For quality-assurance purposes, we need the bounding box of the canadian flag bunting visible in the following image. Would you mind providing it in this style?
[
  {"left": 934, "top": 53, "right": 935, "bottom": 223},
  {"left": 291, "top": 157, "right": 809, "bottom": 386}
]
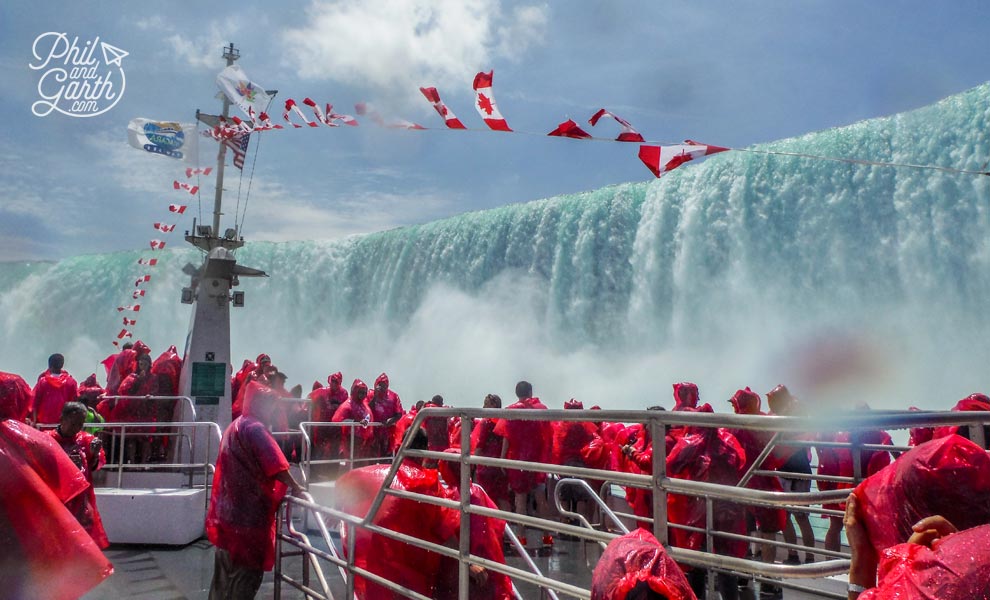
[
  {"left": 637, "top": 141, "right": 730, "bottom": 178},
  {"left": 134, "top": 275, "right": 151, "bottom": 287},
  {"left": 354, "top": 103, "right": 425, "bottom": 130},
  {"left": 419, "top": 87, "right": 466, "bottom": 129},
  {"left": 133, "top": 290, "right": 146, "bottom": 299},
  {"left": 283, "top": 99, "right": 319, "bottom": 128},
  {"left": 173, "top": 181, "right": 199, "bottom": 195},
  {"left": 302, "top": 98, "right": 330, "bottom": 126},
  {"left": 117, "top": 305, "right": 141, "bottom": 312},
  {"left": 122, "top": 317, "right": 137, "bottom": 326},
  {"left": 229, "top": 116, "right": 254, "bottom": 133},
  {"left": 150, "top": 240, "right": 166, "bottom": 250},
  {"left": 251, "top": 110, "right": 283, "bottom": 131},
  {"left": 117, "top": 328, "right": 133, "bottom": 339},
  {"left": 185, "top": 167, "right": 213, "bottom": 178},
  {"left": 137, "top": 258, "right": 158, "bottom": 266},
  {"left": 548, "top": 119, "right": 592, "bottom": 140},
  {"left": 472, "top": 71, "right": 511, "bottom": 132},
  {"left": 589, "top": 109, "right": 645, "bottom": 142},
  {"left": 326, "top": 105, "right": 358, "bottom": 126},
  {"left": 154, "top": 222, "right": 176, "bottom": 233},
  {"left": 168, "top": 204, "right": 187, "bottom": 214},
  {"left": 112, "top": 341, "right": 119, "bottom": 347}
]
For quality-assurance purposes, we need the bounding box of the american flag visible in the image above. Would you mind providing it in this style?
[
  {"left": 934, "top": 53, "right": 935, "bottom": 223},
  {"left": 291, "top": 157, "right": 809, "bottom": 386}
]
[{"left": 224, "top": 132, "right": 250, "bottom": 170}]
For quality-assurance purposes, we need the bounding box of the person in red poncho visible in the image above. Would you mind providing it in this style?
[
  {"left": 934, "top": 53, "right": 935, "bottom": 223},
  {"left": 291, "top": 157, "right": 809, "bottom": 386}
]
[
  {"left": 31, "top": 353, "right": 79, "bottom": 425},
  {"left": 232, "top": 354, "right": 275, "bottom": 419},
  {"left": 105, "top": 339, "right": 150, "bottom": 395},
  {"left": 435, "top": 449, "right": 514, "bottom": 600},
  {"left": 617, "top": 406, "right": 677, "bottom": 529},
  {"left": 367, "top": 372, "right": 404, "bottom": 458},
  {"left": 207, "top": 382, "right": 303, "bottom": 599},
  {"left": 493, "top": 380, "right": 554, "bottom": 547},
  {"left": 422, "top": 394, "right": 451, "bottom": 453},
  {"left": 112, "top": 352, "right": 159, "bottom": 464},
  {"left": 47, "top": 401, "right": 110, "bottom": 549},
  {"left": 0, "top": 371, "right": 114, "bottom": 600},
  {"left": 310, "top": 372, "right": 348, "bottom": 462},
  {"left": 551, "top": 398, "right": 599, "bottom": 521},
  {"left": 672, "top": 382, "right": 699, "bottom": 411},
  {"left": 665, "top": 403, "right": 747, "bottom": 600},
  {"left": 591, "top": 528, "right": 698, "bottom": 600},
  {"left": 332, "top": 379, "right": 376, "bottom": 464},
  {"left": 932, "top": 392, "right": 990, "bottom": 441},
  {"left": 470, "top": 393, "right": 510, "bottom": 510},
  {"left": 844, "top": 494, "right": 990, "bottom": 600},
  {"left": 726, "top": 387, "right": 787, "bottom": 576}
]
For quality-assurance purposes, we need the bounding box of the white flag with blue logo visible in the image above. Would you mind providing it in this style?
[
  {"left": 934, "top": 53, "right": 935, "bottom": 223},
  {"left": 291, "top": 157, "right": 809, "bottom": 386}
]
[{"left": 126, "top": 119, "right": 199, "bottom": 163}]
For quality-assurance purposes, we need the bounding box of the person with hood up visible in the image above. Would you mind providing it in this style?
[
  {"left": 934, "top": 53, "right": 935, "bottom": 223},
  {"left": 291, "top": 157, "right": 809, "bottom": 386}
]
[
  {"left": 672, "top": 382, "right": 700, "bottom": 411},
  {"left": 106, "top": 340, "right": 151, "bottom": 396},
  {"left": 310, "top": 372, "right": 348, "bottom": 460},
  {"left": 0, "top": 371, "right": 114, "bottom": 600},
  {"left": 232, "top": 354, "right": 275, "bottom": 419},
  {"left": 207, "top": 382, "right": 303, "bottom": 600},
  {"left": 113, "top": 352, "right": 159, "bottom": 464},
  {"left": 47, "top": 401, "right": 110, "bottom": 549},
  {"left": 31, "top": 353, "right": 79, "bottom": 426},
  {"left": 726, "top": 387, "right": 787, "bottom": 581},
  {"left": 931, "top": 392, "right": 990, "bottom": 442},
  {"left": 591, "top": 529, "right": 698, "bottom": 600},
  {"left": 422, "top": 394, "right": 451, "bottom": 453},
  {"left": 493, "top": 380, "right": 554, "bottom": 548},
  {"left": 331, "top": 378, "right": 376, "bottom": 463},
  {"left": 368, "top": 372, "right": 404, "bottom": 458}
]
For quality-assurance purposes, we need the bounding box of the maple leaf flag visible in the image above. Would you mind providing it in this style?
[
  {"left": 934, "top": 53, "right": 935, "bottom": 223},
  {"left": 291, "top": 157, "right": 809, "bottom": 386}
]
[
  {"left": 168, "top": 204, "right": 187, "bottom": 214},
  {"left": 173, "top": 180, "right": 199, "bottom": 195},
  {"left": 589, "top": 109, "right": 645, "bottom": 142},
  {"left": 302, "top": 98, "right": 330, "bottom": 126},
  {"left": 117, "top": 305, "right": 141, "bottom": 312},
  {"left": 150, "top": 240, "right": 166, "bottom": 250},
  {"left": 117, "top": 328, "right": 133, "bottom": 340},
  {"left": 122, "top": 317, "right": 137, "bottom": 326},
  {"left": 419, "top": 87, "right": 466, "bottom": 129},
  {"left": 472, "top": 71, "right": 511, "bottom": 131},
  {"left": 154, "top": 222, "right": 176, "bottom": 233},
  {"left": 638, "top": 141, "right": 730, "bottom": 178},
  {"left": 137, "top": 258, "right": 158, "bottom": 266},
  {"left": 283, "top": 99, "right": 319, "bottom": 128},
  {"left": 326, "top": 104, "right": 358, "bottom": 126},
  {"left": 135, "top": 275, "right": 151, "bottom": 287},
  {"left": 133, "top": 290, "right": 146, "bottom": 299},
  {"left": 185, "top": 167, "right": 213, "bottom": 178},
  {"left": 547, "top": 119, "right": 592, "bottom": 139}
]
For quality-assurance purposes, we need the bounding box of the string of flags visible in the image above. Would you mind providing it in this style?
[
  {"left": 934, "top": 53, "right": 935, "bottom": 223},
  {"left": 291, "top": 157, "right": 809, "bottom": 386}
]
[{"left": 115, "top": 62, "right": 990, "bottom": 347}]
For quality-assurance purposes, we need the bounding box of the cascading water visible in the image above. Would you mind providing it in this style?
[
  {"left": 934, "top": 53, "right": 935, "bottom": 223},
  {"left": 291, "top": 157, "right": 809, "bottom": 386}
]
[{"left": 2, "top": 84, "right": 988, "bottom": 411}]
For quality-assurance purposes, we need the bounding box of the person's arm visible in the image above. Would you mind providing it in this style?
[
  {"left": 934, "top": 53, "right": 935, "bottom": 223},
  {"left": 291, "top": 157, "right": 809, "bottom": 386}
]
[
  {"left": 500, "top": 437, "right": 509, "bottom": 460},
  {"left": 843, "top": 493, "right": 877, "bottom": 599},
  {"left": 274, "top": 469, "right": 304, "bottom": 497},
  {"left": 906, "top": 515, "right": 958, "bottom": 547}
]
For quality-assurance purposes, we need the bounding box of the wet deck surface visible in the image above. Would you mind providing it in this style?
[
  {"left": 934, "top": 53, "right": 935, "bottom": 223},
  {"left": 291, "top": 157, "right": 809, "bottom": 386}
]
[{"left": 84, "top": 531, "right": 846, "bottom": 600}]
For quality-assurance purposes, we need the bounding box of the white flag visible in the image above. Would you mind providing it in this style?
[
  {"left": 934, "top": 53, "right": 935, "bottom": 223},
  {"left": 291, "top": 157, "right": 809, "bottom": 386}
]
[
  {"left": 216, "top": 65, "right": 272, "bottom": 119},
  {"left": 127, "top": 118, "right": 199, "bottom": 163}
]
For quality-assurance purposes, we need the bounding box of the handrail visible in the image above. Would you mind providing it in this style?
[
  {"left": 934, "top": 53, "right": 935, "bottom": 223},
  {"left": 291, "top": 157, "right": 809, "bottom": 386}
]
[
  {"left": 280, "top": 406, "right": 990, "bottom": 600},
  {"left": 98, "top": 395, "right": 198, "bottom": 422}
]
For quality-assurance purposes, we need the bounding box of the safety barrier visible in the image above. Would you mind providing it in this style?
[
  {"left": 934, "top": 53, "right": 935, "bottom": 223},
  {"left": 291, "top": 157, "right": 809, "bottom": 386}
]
[{"left": 274, "top": 407, "right": 990, "bottom": 599}]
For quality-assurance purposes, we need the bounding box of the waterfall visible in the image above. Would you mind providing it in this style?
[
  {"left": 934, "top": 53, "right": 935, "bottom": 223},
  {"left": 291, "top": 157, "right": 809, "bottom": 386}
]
[{"left": 3, "top": 84, "right": 988, "bottom": 411}]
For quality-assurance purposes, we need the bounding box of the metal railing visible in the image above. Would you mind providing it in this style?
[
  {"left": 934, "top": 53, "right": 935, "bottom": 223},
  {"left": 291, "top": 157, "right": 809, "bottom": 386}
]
[
  {"left": 275, "top": 407, "right": 990, "bottom": 600},
  {"left": 299, "top": 421, "right": 393, "bottom": 479}
]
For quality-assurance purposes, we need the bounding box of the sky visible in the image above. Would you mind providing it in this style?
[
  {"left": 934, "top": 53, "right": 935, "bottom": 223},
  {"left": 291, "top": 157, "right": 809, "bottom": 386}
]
[{"left": 1, "top": 0, "right": 988, "bottom": 261}]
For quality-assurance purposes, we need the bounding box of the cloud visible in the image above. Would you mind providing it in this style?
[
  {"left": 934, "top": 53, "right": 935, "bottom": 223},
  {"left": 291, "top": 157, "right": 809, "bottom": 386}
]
[
  {"left": 136, "top": 14, "right": 248, "bottom": 70},
  {"left": 279, "top": 0, "right": 548, "bottom": 106}
]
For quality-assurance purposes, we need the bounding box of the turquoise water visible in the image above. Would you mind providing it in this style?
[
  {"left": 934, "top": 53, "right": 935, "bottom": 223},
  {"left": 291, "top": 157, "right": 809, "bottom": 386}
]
[{"left": 3, "top": 85, "right": 989, "bottom": 410}]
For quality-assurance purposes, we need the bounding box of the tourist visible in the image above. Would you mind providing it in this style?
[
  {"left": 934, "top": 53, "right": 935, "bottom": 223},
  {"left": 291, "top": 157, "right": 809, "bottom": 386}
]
[
  {"left": 331, "top": 378, "right": 375, "bottom": 463},
  {"left": 310, "top": 371, "right": 348, "bottom": 461},
  {"left": 470, "top": 393, "right": 510, "bottom": 510},
  {"left": 207, "top": 382, "right": 303, "bottom": 600},
  {"left": 31, "top": 352, "right": 79, "bottom": 426},
  {"left": 368, "top": 372, "right": 404, "bottom": 457},
  {"left": 47, "top": 401, "right": 110, "bottom": 548},
  {"left": 591, "top": 528, "right": 697, "bottom": 600}
]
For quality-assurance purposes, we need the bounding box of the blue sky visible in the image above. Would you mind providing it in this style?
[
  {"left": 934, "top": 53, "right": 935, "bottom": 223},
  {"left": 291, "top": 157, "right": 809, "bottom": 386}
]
[{"left": 1, "top": 0, "right": 988, "bottom": 261}]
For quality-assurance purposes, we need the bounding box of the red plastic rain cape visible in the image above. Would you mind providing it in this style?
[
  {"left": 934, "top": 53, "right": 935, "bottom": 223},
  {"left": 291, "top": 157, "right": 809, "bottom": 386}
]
[
  {"left": 0, "top": 371, "right": 33, "bottom": 421},
  {"left": 151, "top": 345, "right": 182, "bottom": 395},
  {"left": 552, "top": 419, "right": 598, "bottom": 466},
  {"left": 470, "top": 417, "right": 509, "bottom": 505},
  {"left": 932, "top": 393, "right": 990, "bottom": 440},
  {"left": 0, "top": 418, "right": 113, "bottom": 599},
  {"left": 666, "top": 423, "right": 747, "bottom": 558},
  {"left": 493, "top": 397, "right": 553, "bottom": 494},
  {"left": 48, "top": 428, "right": 110, "bottom": 548},
  {"left": 311, "top": 384, "right": 348, "bottom": 456},
  {"left": 853, "top": 434, "right": 990, "bottom": 555},
  {"left": 817, "top": 429, "right": 892, "bottom": 512},
  {"left": 206, "top": 383, "right": 289, "bottom": 571},
  {"left": 31, "top": 369, "right": 79, "bottom": 425},
  {"left": 335, "top": 461, "right": 458, "bottom": 600},
  {"left": 591, "top": 528, "right": 697, "bottom": 600},
  {"left": 106, "top": 340, "right": 150, "bottom": 395},
  {"left": 859, "top": 524, "right": 990, "bottom": 600}
]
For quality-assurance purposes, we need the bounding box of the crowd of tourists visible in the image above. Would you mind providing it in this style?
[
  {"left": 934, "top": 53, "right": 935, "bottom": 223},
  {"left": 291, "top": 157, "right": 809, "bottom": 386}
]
[{"left": 2, "top": 346, "right": 990, "bottom": 600}]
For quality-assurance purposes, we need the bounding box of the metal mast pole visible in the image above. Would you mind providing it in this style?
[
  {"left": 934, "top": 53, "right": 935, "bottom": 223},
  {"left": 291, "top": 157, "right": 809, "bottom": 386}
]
[{"left": 211, "top": 42, "right": 238, "bottom": 238}]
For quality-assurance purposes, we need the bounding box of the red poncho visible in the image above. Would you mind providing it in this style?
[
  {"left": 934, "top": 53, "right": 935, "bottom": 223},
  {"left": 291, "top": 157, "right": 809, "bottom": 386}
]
[
  {"left": 852, "top": 434, "right": 990, "bottom": 555},
  {"left": 0, "top": 371, "right": 33, "bottom": 422},
  {"left": 672, "top": 382, "right": 699, "bottom": 411},
  {"left": 332, "top": 380, "right": 375, "bottom": 459},
  {"left": 111, "top": 371, "right": 159, "bottom": 423},
  {"left": 859, "top": 524, "right": 990, "bottom": 600},
  {"left": 206, "top": 383, "right": 290, "bottom": 571},
  {"left": 105, "top": 340, "right": 150, "bottom": 395},
  {"left": 932, "top": 393, "right": 990, "bottom": 440},
  {"left": 727, "top": 388, "right": 786, "bottom": 533},
  {"left": 817, "top": 428, "right": 891, "bottom": 512},
  {"left": 47, "top": 427, "right": 110, "bottom": 548},
  {"left": 31, "top": 369, "right": 79, "bottom": 425},
  {"left": 310, "top": 376, "right": 348, "bottom": 457},
  {"left": 666, "top": 419, "right": 747, "bottom": 558},
  {"left": 551, "top": 417, "right": 598, "bottom": 466},
  {"left": 0, "top": 414, "right": 113, "bottom": 599},
  {"left": 470, "top": 416, "right": 509, "bottom": 505},
  {"left": 335, "top": 461, "right": 458, "bottom": 600},
  {"left": 591, "top": 528, "right": 698, "bottom": 600},
  {"left": 493, "top": 396, "right": 552, "bottom": 494},
  {"left": 391, "top": 406, "right": 418, "bottom": 453},
  {"left": 78, "top": 373, "right": 105, "bottom": 407},
  {"left": 422, "top": 402, "right": 452, "bottom": 453},
  {"left": 151, "top": 345, "right": 182, "bottom": 396}
]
